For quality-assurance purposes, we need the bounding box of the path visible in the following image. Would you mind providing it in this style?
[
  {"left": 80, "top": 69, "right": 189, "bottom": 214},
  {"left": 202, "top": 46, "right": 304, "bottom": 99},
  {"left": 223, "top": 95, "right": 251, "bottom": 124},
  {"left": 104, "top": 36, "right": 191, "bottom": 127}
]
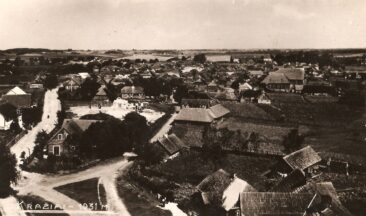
[
  {"left": 11, "top": 88, "right": 61, "bottom": 160},
  {"left": 150, "top": 113, "right": 177, "bottom": 143}
]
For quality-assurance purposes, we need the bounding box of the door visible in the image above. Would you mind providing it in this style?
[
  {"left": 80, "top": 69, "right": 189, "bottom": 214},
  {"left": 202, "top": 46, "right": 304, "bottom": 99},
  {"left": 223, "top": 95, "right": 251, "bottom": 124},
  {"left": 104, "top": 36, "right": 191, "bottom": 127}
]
[{"left": 53, "top": 146, "right": 60, "bottom": 156}]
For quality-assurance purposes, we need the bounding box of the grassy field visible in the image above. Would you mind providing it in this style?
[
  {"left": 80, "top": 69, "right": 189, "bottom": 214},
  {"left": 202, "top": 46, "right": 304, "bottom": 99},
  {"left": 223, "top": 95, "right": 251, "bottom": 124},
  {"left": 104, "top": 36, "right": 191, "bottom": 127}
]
[
  {"left": 54, "top": 178, "right": 107, "bottom": 211},
  {"left": 116, "top": 170, "right": 172, "bottom": 216},
  {"left": 17, "top": 195, "right": 69, "bottom": 216},
  {"left": 221, "top": 101, "right": 274, "bottom": 121},
  {"left": 147, "top": 151, "right": 276, "bottom": 193},
  {"left": 217, "top": 117, "right": 295, "bottom": 144}
]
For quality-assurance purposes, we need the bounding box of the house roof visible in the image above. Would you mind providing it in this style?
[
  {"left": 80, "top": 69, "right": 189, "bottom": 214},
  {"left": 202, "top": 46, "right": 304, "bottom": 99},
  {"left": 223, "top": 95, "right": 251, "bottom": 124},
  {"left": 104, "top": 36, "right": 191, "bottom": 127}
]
[
  {"left": 175, "top": 108, "right": 214, "bottom": 123},
  {"left": 1, "top": 94, "right": 31, "bottom": 108},
  {"left": 6, "top": 86, "right": 27, "bottom": 95},
  {"left": 198, "top": 169, "right": 255, "bottom": 210},
  {"left": 261, "top": 72, "right": 290, "bottom": 84},
  {"left": 95, "top": 85, "right": 107, "bottom": 96},
  {"left": 208, "top": 104, "right": 230, "bottom": 119},
  {"left": 270, "top": 169, "right": 306, "bottom": 192},
  {"left": 240, "top": 192, "right": 315, "bottom": 215},
  {"left": 121, "top": 86, "right": 144, "bottom": 94},
  {"left": 157, "top": 133, "right": 186, "bottom": 155},
  {"left": 274, "top": 68, "right": 305, "bottom": 80},
  {"left": 248, "top": 70, "right": 264, "bottom": 76},
  {"left": 49, "top": 119, "right": 100, "bottom": 141},
  {"left": 297, "top": 182, "right": 353, "bottom": 216},
  {"left": 283, "top": 146, "right": 322, "bottom": 170}
]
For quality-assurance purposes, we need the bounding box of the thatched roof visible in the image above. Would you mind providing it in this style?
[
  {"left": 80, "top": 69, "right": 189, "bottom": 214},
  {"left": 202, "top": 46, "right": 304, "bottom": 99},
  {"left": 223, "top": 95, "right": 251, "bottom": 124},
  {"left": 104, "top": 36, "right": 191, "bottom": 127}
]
[
  {"left": 157, "top": 133, "right": 186, "bottom": 155},
  {"left": 274, "top": 68, "right": 305, "bottom": 81},
  {"left": 208, "top": 104, "right": 230, "bottom": 119},
  {"left": 240, "top": 192, "right": 315, "bottom": 215},
  {"left": 175, "top": 108, "right": 214, "bottom": 123},
  {"left": 262, "top": 72, "right": 289, "bottom": 84},
  {"left": 283, "top": 146, "right": 322, "bottom": 170},
  {"left": 297, "top": 182, "right": 353, "bottom": 216}
]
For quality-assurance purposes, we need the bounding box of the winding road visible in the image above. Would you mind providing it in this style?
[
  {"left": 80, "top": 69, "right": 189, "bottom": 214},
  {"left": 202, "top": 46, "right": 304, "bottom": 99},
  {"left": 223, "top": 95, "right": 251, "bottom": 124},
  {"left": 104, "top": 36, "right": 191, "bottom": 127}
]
[{"left": 0, "top": 88, "right": 132, "bottom": 216}]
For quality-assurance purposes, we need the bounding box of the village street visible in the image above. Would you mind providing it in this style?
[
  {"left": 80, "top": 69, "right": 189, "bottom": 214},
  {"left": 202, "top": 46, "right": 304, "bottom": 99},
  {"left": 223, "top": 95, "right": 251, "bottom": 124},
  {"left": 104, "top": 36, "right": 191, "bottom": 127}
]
[{"left": 0, "top": 88, "right": 132, "bottom": 216}]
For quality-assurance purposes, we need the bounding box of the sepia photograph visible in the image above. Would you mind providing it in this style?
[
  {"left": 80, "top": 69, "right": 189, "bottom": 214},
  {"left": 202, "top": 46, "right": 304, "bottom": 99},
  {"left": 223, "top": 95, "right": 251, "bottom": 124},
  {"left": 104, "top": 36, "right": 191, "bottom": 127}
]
[{"left": 0, "top": 0, "right": 365, "bottom": 215}]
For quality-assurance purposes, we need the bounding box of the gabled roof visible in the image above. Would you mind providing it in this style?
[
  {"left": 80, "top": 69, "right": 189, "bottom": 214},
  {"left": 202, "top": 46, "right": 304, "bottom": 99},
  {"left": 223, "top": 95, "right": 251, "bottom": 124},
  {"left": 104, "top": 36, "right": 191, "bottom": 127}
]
[
  {"left": 240, "top": 192, "right": 315, "bottom": 215},
  {"left": 283, "top": 146, "right": 322, "bottom": 171},
  {"left": 157, "top": 133, "right": 186, "bottom": 155},
  {"left": 6, "top": 86, "right": 27, "bottom": 95},
  {"left": 95, "top": 85, "right": 107, "bottom": 96},
  {"left": 49, "top": 119, "right": 100, "bottom": 141},
  {"left": 261, "top": 72, "right": 290, "bottom": 84},
  {"left": 208, "top": 104, "right": 230, "bottom": 119},
  {"left": 175, "top": 108, "right": 214, "bottom": 123},
  {"left": 274, "top": 68, "right": 305, "bottom": 80},
  {"left": 297, "top": 182, "right": 353, "bottom": 216},
  {"left": 121, "top": 86, "right": 144, "bottom": 94}
]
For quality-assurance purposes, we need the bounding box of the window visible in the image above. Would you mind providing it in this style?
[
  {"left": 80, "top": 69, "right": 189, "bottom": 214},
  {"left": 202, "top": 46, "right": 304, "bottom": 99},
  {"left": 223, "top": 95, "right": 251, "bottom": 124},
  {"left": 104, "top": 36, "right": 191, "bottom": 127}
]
[
  {"left": 58, "top": 134, "right": 63, "bottom": 140},
  {"left": 53, "top": 146, "right": 60, "bottom": 156}
]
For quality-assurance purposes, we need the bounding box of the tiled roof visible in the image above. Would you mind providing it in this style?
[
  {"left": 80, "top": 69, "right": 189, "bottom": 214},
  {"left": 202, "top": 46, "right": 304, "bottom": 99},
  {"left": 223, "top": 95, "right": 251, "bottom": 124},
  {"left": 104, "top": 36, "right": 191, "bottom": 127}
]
[
  {"left": 283, "top": 146, "right": 322, "bottom": 170},
  {"left": 240, "top": 192, "right": 315, "bottom": 215}
]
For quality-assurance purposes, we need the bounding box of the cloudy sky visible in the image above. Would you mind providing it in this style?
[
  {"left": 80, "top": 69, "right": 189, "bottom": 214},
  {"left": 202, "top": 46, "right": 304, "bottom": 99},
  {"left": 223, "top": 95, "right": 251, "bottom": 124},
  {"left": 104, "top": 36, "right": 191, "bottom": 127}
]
[{"left": 0, "top": 0, "right": 365, "bottom": 50}]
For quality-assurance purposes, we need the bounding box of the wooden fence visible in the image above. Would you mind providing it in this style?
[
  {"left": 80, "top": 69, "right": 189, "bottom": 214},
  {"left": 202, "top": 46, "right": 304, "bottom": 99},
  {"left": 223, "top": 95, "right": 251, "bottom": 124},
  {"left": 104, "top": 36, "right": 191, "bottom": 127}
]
[{"left": 6, "top": 130, "right": 28, "bottom": 148}]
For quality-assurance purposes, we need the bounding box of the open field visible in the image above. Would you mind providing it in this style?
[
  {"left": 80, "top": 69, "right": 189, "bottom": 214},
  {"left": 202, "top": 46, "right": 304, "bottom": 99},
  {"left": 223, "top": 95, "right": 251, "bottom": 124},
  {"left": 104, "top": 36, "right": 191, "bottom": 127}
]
[
  {"left": 54, "top": 178, "right": 107, "bottom": 211},
  {"left": 217, "top": 117, "right": 294, "bottom": 144},
  {"left": 221, "top": 102, "right": 274, "bottom": 121}
]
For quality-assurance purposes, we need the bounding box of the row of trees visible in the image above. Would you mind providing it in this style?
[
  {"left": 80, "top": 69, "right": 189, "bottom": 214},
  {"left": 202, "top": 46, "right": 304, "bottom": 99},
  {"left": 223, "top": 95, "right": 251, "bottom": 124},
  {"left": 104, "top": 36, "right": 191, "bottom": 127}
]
[{"left": 69, "top": 112, "right": 150, "bottom": 159}]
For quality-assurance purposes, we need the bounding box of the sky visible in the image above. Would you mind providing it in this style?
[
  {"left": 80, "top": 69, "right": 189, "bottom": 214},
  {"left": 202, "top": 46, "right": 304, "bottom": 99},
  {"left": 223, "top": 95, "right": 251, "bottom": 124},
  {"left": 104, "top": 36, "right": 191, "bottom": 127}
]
[{"left": 0, "top": 0, "right": 365, "bottom": 50}]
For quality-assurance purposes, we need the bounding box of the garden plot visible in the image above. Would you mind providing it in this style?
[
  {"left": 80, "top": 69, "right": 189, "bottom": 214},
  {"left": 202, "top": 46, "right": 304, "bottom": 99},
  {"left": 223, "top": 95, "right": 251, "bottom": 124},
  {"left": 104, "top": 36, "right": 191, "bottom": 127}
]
[{"left": 69, "top": 105, "right": 164, "bottom": 123}]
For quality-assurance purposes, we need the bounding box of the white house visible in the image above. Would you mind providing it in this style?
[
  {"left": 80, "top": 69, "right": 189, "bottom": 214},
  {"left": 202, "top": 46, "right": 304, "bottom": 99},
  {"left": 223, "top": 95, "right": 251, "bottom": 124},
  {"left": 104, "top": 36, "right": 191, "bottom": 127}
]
[{"left": 0, "top": 113, "right": 12, "bottom": 130}]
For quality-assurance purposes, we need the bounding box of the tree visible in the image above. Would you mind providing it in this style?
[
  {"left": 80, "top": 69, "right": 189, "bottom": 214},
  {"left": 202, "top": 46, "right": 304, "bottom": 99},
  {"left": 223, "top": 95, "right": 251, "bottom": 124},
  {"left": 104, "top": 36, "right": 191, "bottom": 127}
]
[
  {"left": 283, "top": 129, "right": 304, "bottom": 153},
  {"left": 193, "top": 54, "right": 207, "bottom": 64},
  {"left": 0, "top": 103, "right": 17, "bottom": 121},
  {"left": 34, "top": 131, "right": 49, "bottom": 159},
  {"left": 22, "top": 106, "right": 43, "bottom": 128},
  {"left": 140, "top": 143, "right": 165, "bottom": 165},
  {"left": 43, "top": 74, "right": 58, "bottom": 90},
  {"left": 78, "top": 77, "right": 100, "bottom": 100},
  {"left": 173, "top": 85, "right": 189, "bottom": 104},
  {"left": 124, "top": 112, "right": 150, "bottom": 153},
  {"left": 201, "top": 127, "right": 229, "bottom": 169},
  {"left": 0, "top": 144, "right": 18, "bottom": 197}
]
